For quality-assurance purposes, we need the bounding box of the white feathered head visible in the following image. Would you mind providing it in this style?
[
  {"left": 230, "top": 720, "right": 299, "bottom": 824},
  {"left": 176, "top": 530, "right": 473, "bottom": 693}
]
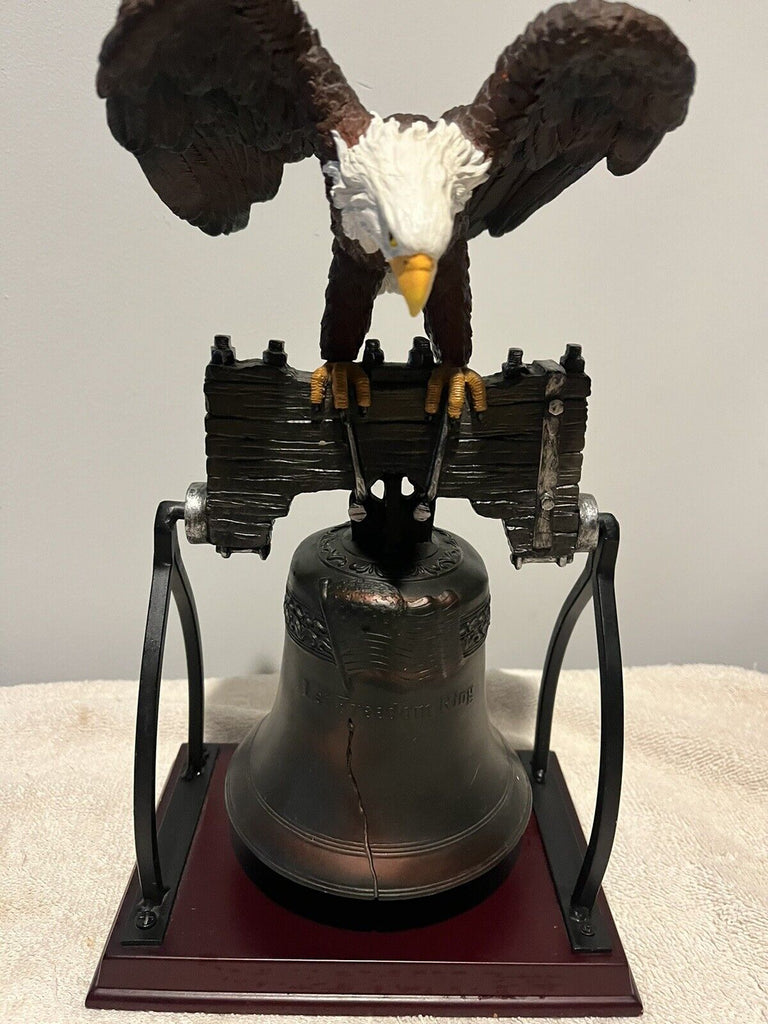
[{"left": 323, "top": 114, "right": 490, "bottom": 314}]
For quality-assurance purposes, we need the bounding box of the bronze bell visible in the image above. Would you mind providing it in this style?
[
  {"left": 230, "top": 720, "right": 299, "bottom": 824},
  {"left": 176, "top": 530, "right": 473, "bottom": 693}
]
[{"left": 226, "top": 519, "right": 532, "bottom": 900}]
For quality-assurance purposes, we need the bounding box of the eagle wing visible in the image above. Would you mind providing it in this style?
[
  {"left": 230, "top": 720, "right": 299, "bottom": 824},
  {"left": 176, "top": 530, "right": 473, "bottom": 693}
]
[
  {"left": 444, "top": 0, "right": 695, "bottom": 240},
  {"left": 97, "top": 0, "right": 371, "bottom": 235}
]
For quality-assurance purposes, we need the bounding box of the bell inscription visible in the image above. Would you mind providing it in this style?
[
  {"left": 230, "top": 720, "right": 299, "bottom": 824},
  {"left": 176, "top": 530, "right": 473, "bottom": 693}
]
[{"left": 301, "top": 678, "right": 475, "bottom": 723}]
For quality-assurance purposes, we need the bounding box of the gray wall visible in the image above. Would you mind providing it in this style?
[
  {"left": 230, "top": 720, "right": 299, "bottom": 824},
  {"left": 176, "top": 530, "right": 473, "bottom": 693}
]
[{"left": 2, "top": 0, "right": 766, "bottom": 684}]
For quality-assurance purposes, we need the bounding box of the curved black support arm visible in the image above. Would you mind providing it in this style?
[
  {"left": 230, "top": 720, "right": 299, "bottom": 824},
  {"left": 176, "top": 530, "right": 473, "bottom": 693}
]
[
  {"left": 529, "top": 513, "right": 624, "bottom": 946},
  {"left": 531, "top": 549, "right": 596, "bottom": 781},
  {"left": 133, "top": 501, "right": 205, "bottom": 909},
  {"left": 571, "top": 514, "right": 623, "bottom": 915},
  {"left": 170, "top": 544, "right": 205, "bottom": 777}
]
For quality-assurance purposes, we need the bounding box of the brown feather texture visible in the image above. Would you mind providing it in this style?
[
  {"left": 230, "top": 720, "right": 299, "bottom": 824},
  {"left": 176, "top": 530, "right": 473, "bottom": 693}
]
[
  {"left": 97, "top": 0, "right": 694, "bottom": 364},
  {"left": 444, "top": 0, "right": 695, "bottom": 239},
  {"left": 97, "top": 0, "right": 370, "bottom": 235}
]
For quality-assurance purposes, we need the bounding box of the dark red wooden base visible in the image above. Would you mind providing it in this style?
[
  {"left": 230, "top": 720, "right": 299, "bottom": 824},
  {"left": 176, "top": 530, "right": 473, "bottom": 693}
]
[{"left": 87, "top": 745, "right": 642, "bottom": 1017}]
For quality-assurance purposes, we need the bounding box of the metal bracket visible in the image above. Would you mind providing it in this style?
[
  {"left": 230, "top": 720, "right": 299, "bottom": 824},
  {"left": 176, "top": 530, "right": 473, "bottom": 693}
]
[
  {"left": 122, "top": 744, "right": 218, "bottom": 945},
  {"left": 184, "top": 482, "right": 208, "bottom": 544},
  {"left": 526, "top": 513, "right": 624, "bottom": 953},
  {"left": 532, "top": 362, "right": 566, "bottom": 551}
]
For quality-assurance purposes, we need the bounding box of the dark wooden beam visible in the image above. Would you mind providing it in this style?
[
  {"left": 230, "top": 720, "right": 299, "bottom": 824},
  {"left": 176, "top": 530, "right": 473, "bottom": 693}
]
[{"left": 204, "top": 337, "right": 590, "bottom": 562}]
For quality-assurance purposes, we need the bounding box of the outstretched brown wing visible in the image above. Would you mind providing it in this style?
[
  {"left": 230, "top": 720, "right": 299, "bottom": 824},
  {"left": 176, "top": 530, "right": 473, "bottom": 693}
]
[
  {"left": 444, "top": 0, "right": 695, "bottom": 240},
  {"left": 97, "top": 0, "right": 371, "bottom": 235}
]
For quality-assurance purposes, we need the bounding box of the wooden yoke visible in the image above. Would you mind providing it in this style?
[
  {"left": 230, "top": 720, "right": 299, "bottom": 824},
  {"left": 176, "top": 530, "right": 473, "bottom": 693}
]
[{"left": 204, "top": 336, "right": 590, "bottom": 564}]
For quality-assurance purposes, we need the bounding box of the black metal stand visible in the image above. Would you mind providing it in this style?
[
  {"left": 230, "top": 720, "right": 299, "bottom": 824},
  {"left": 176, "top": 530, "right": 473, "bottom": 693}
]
[
  {"left": 522, "top": 513, "right": 624, "bottom": 952},
  {"left": 122, "top": 501, "right": 217, "bottom": 946},
  {"left": 122, "top": 503, "right": 624, "bottom": 957}
]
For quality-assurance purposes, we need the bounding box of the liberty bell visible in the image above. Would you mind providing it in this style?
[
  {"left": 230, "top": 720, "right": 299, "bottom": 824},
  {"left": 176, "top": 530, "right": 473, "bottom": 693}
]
[{"left": 226, "top": 476, "right": 532, "bottom": 900}]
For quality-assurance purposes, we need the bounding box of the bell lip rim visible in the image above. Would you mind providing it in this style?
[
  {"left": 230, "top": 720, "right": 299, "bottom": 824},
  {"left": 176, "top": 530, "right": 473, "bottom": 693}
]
[
  {"left": 236, "top": 734, "right": 526, "bottom": 858},
  {"left": 226, "top": 733, "right": 532, "bottom": 902},
  {"left": 228, "top": 823, "right": 530, "bottom": 902}
]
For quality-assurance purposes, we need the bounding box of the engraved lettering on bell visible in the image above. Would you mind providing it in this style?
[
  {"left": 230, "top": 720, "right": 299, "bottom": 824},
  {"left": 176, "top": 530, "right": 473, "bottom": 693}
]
[{"left": 302, "top": 678, "right": 475, "bottom": 723}]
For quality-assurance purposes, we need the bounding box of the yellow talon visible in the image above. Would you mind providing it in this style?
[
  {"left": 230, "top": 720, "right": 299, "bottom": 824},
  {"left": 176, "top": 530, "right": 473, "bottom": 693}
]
[
  {"left": 311, "top": 362, "right": 371, "bottom": 412},
  {"left": 346, "top": 363, "right": 371, "bottom": 410},
  {"left": 330, "top": 363, "right": 350, "bottom": 410},
  {"left": 425, "top": 365, "right": 450, "bottom": 416},
  {"left": 425, "top": 365, "right": 487, "bottom": 420},
  {"left": 447, "top": 370, "right": 467, "bottom": 420},
  {"left": 464, "top": 369, "right": 487, "bottom": 415},
  {"left": 310, "top": 363, "right": 331, "bottom": 406}
]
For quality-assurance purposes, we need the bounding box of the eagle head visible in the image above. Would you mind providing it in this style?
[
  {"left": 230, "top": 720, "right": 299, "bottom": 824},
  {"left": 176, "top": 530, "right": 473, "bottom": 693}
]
[{"left": 324, "top": 114, "right": 490, "bottom": 316}]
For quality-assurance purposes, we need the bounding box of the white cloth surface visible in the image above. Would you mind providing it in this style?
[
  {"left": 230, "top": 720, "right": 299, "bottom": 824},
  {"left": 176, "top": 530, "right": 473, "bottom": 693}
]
[{"left": 1, "top": 666, "right": 766, "bottom": 1024}]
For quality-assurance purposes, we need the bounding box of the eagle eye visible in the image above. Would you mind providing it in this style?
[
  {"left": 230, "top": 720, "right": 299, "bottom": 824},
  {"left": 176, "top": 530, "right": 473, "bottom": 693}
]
[{"left": 388, "top": 232, "right": 398, "bottom": 249}]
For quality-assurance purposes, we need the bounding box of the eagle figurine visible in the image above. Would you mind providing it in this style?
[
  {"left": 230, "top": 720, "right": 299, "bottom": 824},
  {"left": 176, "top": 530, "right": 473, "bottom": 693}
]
[{"left": 97, "top": 0, "right": 694, "bottom": 419}]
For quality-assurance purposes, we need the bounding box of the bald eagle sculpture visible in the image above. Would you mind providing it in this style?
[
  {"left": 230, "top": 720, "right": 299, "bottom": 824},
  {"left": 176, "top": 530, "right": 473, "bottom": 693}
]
[{"left": 97, "top": 0, "right": 694, "bottom": 418}]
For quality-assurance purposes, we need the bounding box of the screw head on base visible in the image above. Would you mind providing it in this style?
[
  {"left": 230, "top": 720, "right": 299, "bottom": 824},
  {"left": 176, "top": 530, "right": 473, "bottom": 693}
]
[{"left": 135, "top": 908, "right": 158, "bottom": 930}]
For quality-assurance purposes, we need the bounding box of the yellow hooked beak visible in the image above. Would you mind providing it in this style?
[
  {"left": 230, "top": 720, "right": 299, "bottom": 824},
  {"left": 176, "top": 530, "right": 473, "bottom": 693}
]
[{"left": 390, "top": 253, "right": 437, "bottom": 317}]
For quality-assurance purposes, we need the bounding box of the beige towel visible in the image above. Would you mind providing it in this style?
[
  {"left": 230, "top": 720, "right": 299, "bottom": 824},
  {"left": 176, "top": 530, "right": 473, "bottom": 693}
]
[{"left": 1, "top": 666, "right": 766, "bottom": 1024}]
